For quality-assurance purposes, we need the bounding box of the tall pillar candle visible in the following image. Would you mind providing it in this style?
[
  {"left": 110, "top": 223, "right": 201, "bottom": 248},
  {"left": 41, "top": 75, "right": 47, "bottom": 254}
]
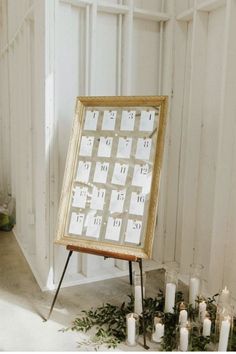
[
  {"left": 164, "top": 282, "right": 176, "bottom": 313},
  {"left": 180, "top": 327, "right": 189, "bottom": 351},
  {"left": 218, "top": 318, "right": 230, "bottom": 351},
  {"left": 189, "top": 277, "right": 200, "bottom": 307}
]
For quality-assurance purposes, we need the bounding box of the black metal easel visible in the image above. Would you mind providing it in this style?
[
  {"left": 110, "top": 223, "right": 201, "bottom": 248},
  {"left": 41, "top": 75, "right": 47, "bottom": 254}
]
[{"left": 45, "top": 246, "right": 149, "bottom": 350}]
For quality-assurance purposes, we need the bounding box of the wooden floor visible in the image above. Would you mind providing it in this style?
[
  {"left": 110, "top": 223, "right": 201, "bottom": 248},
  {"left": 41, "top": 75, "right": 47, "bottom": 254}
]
[{"left": 0, "top": 230, "right": 187, "bottom": 351}]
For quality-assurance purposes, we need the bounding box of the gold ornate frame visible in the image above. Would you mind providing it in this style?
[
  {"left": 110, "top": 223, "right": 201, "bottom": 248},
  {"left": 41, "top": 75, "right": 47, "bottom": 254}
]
[{"left": 55, "top": 96, "right": 168, "bottom": 259}]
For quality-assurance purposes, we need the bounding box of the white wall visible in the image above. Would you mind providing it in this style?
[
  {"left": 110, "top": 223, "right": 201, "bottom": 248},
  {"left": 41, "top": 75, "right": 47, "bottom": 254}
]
[
  {"left": 0, "top": 0, "right": 52, "bottom": 288},
  {"left": 0, "top": 0, "right": 236, "bottom": 303},
  {"left": 173, "top": 0, "right": 236, "bottom": 302}
]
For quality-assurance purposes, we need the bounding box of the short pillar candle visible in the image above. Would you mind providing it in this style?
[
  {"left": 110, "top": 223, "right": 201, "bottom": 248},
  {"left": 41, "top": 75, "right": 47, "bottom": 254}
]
[
  {"left": 152, "top": 312, "right": 165, "bottom": 343},
  {"left": 126, "top": 313, "right": 139, "bottom": 346},
  {"left": 203, "top": 314, "right": 212, "bottom": 337},
  {"left": 178, "top": 302, "right": 188, "bottom": 326}
]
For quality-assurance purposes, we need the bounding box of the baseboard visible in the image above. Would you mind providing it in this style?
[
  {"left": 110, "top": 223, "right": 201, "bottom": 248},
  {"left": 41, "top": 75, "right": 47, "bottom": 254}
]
[{"left": 12, "top": 228, "right": 46, "bottom": 291}]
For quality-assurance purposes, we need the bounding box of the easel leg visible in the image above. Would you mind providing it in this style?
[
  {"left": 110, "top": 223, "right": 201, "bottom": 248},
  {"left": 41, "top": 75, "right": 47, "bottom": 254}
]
[
  {"left": 45, "top": 250, "right": 73, "bottom": 321},
  {"left": 129, "top": 261, "right": 133, "bottom": 285},
  {"left": 138, "top": 259, "right": 149, "bottom": 350}
]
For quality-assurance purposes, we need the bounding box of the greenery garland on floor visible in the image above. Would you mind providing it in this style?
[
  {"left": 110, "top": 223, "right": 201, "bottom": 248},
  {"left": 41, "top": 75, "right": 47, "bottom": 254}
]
[{"left": 62, "top": 290, "right": 236, "bottom": 351}]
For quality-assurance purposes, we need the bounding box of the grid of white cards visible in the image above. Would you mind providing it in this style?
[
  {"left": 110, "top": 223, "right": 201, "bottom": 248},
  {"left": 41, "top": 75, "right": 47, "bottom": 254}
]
[{"left": 67, "top": 107, "right": 160, "bottom": 246}]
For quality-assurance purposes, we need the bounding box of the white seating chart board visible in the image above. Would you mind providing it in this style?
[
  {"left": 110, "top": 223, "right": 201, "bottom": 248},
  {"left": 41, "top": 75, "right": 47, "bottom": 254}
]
[{"left": 56, "top": 96, "right": 168, "bottom": 260}]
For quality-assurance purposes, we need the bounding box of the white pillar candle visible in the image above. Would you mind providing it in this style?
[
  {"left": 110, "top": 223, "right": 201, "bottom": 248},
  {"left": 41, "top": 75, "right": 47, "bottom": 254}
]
[
  {"left": 134, "top": 285, "right": 145, "bottom": 315},
  {"left": 152, "top": 323, "right": 164, "bottom": 343},
  {"left": 220, "top": 286, "right": 230, "bottom": 305},
  {"left": 199, "top": 301, "right": 207, "bottom": 322},
  {"left": 218, "top": 318, "right": 230, "bottom": 351},
  {"left": 189, "top": 277, "right": 200, "bottom": 307},
  {"left": 127, "top": 314, "right": 136, "bottom": 346},
  {"left": 180, "top": 327, "right": 189, "bottom": 351},
  {"left": 164, "top": 283, "right": 176, "bottom": 313},
  {"left": 179, "top": 309, "right": 188, "bottom": 326},
  {"left": 203, "top": 318, "right": 211, "bottom": 337}
]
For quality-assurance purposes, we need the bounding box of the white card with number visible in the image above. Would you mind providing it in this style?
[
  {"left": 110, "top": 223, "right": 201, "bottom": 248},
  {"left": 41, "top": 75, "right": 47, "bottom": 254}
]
[
  {"left": 68, "top": 212, "right": 84, "bottom": 235},
  {"left": 111, "top": 163, "right": 128, "bottom": 186},
  {"left": 79, "top": 136, "right": 94, "bottom": 156},
  {"left": 117, "top": 137, "right": 132, "bottom": 159},
  {"left": 105, "top": 217, "right": 122, "bottom": 241},
  {"left": 97, "top": 137, "right": 113, "bottom": 157},
  {"left": 132, "top": 164, "right": 152, "bottom": 189},
  {"left": 129, "top": 192, "right": 145, "bottom": 216},
  {"left": 93, "top": 162, "right": 109, "bottom": 184},
  {"left": 135, "top": 138, "right": 152, "bottom": 160},
  {"left": 86, "top": 214, "right": 102, "bottom": 238},
  {"left": 125, "top": 219, "right": 142, "bottom": 244},
  {"left": 102, "top": 110, "right": 117, "bottom": 130},
  {"left": 109, "top": 189, "right": 126, "bottom": 213},
  {"left": 139, "top": 110, "right": 155, "bottom": 131},
  {"left": 120, "top": 110, "right": 135, "bottom": 131},
  {"left": 72, "top": 186, "right": 88, "bottom": 209},
  {"left": 90, "top": 187, "right": 106, "bottom": 210},
  {"left": 84, "top": 110, "right": 99, "bottom": 130},
  {"left": 76, "top": 161, "right": 91, "bottom": 183}
]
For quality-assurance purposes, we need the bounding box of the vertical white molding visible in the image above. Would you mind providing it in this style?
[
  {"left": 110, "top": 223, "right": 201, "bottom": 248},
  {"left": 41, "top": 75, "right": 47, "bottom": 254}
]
[
  {"left": 81, "top": 0, "right": 100, "bottom": 276},
  {"left": 89, "top": 0, "right": 97, "bottom": 94},
  {"left": 154, "top": 0, "right": 175, "bottom": 263},
  {"left": 45, "top": 0, "right": 57, "bottom": 288},
  {"left": 158, "top": 0, "right": 165, "bottom": 94},
  {"left": 20, "top": 25, "right": 28, "bottom": 248},
  {"left": 180, "top": 8, "right": 208, "bottom": 272},
  {"left": 33, "top": 0, "right": 51, "bottom": 284},
  {"left": 117, "top": 10, "right": 122, "bottom": 95},
  {"left": 175, "top": 21, "right": 193, "bottom": 263},
  {"left": 122, "top": 0, "right": 133, "bottom": 94},
  {"left": 85, "top": 4, "right": 90, "bottom": 95}
]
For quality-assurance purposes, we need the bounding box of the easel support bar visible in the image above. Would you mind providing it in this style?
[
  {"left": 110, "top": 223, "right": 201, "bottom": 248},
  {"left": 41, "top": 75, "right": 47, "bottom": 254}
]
[
  {"left": 45, "top": 250, "right": 73, "bottom": 321},
  {"left": 66, "top": 244, "right": 138, "bottom": 262}
]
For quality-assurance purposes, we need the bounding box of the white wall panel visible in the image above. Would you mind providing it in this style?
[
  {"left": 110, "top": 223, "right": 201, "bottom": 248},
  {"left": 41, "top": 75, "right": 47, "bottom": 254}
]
[
  {"left": 131, "top": 19, "right": 160, "bottom": 94},
  {"left": 95, "top": 13, "right": 118, "bottom": 95},
  {"left": 133, "top": 0, "right": 163, "bottom": 12}
]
